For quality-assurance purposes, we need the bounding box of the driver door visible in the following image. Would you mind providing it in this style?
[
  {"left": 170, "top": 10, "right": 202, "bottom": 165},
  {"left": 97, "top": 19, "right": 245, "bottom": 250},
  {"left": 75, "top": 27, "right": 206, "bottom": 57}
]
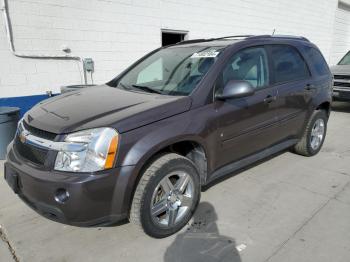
[{"left": 213, "top": 46, "right": 279, "bottom": 170}]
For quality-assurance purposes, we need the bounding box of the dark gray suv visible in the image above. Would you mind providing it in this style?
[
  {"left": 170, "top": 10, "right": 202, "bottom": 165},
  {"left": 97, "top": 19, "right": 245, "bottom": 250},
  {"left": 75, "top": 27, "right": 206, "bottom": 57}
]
[
  {"left": 331, "top": 51, "right": 350, "bottom": 101},
  {"left": 4, "top": 35, "right": 332, "bottom": 238}
]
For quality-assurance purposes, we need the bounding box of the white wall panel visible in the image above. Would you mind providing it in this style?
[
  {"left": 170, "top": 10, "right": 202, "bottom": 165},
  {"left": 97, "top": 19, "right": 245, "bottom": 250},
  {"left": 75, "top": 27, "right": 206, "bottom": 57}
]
[
  {"left": 331, "top": 5, "right": 350, "bottom": 65},
  {"left": 0, "top": 0, "right": 339, "bottom": 98}
]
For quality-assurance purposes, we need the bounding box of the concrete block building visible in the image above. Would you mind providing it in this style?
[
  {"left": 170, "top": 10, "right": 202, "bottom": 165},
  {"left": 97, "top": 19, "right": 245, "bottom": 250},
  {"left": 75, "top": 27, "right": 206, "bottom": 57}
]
[{"left": 0, "top": 0, "right": 349, "bottom": 113}]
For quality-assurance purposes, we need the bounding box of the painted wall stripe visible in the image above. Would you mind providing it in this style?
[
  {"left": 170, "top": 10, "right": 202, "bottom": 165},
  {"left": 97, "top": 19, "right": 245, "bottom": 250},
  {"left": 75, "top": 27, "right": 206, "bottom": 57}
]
[{"left": 0, "top": 94, "right": 57, "bottom": 117}]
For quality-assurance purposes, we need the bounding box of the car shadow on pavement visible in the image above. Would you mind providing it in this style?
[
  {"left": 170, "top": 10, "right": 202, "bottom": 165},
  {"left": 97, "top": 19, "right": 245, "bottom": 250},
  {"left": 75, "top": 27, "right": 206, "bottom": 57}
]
[
  {"left": 332, "top": 101, "right": 350, "bottom": 113},
  {"left": 164, "top": 202, "right": 241, "bottom": 262}
]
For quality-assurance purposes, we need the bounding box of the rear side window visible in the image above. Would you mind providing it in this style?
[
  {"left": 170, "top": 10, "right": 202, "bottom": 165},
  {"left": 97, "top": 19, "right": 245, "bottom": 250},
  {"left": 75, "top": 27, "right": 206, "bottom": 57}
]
[
  {"left": 270, "top": 45, "right": 310, "bottom": 84},
  {"left": 303, "top": 46, "right": 330, "bottom": 76}
]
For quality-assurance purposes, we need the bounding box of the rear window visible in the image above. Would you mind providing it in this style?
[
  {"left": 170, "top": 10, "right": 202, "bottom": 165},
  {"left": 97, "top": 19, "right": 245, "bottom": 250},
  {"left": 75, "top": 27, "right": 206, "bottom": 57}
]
[
  {"left": 270, "top": 45, "right": 310, "bottom": 84},
  {"left": 303, "top": 46, "right": 330, "bottom": 76}
]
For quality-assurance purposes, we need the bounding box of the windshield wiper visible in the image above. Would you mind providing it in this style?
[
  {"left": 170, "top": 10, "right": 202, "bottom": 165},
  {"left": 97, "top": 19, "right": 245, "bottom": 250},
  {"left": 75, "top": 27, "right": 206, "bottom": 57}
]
[
  {"left": 117, "top": 82, "right": 130, "bottom": 90},
  {"left": 132, "top": 84, "right": 163, "bottom": 94}
]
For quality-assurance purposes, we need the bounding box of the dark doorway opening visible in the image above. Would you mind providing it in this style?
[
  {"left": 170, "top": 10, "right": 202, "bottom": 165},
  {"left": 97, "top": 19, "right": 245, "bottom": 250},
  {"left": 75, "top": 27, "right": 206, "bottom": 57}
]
[{"left": 162, "top": 31, "right": 187, "bottom": 46}]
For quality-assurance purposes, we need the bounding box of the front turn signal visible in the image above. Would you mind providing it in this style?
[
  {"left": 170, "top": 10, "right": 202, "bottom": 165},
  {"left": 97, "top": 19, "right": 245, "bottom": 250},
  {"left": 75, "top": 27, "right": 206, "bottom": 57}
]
[{"left": 104, "top": 135, "right": 119, "bottom": 169}]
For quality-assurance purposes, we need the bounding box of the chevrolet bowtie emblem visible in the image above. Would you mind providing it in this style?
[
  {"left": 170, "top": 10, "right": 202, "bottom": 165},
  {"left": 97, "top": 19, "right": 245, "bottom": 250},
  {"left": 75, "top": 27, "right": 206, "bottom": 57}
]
[{"left": 19, "top": 131, "right": 30, "bottom": 144}]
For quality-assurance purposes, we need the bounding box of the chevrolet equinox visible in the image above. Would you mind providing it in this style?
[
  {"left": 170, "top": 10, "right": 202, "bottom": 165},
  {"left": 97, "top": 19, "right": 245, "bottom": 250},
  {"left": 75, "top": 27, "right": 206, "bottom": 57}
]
[{"left": 4, "top": 35, "right": 332, "bottom": 238}]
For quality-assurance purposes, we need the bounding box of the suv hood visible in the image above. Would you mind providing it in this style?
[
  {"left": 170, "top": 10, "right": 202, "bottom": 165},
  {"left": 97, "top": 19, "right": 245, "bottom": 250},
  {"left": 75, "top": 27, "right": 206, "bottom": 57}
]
[
  {"left": 24, "top": 85, "right": 192, "bottom": 134},
  {"left": 330, "top": 64, "right": 350, "bottom": 75}
]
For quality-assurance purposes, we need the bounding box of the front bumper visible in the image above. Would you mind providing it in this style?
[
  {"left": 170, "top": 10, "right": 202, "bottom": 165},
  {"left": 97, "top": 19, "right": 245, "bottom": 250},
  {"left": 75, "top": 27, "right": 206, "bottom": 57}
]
[
  {"left": 333, "top": 88, "right": 350, "bottom": 101},
  {"left": 4, "top": 144, "right": 136, "bottom": 226}
]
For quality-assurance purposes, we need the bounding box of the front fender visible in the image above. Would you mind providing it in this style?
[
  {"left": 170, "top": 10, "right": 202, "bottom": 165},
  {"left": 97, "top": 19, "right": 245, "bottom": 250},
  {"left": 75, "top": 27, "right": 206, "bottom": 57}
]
[{"left": 116, "top": 111, "right": 213, "bottom": 176}]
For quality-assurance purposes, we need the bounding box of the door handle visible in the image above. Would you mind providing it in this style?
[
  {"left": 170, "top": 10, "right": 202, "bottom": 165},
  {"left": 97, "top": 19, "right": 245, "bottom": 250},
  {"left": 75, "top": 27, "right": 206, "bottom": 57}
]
[
  {"left": 305, "top": 84, "right": 316, "bottom": 91},
  {"left": 264, "top": 95, "right": 276, "bottom": 104}
]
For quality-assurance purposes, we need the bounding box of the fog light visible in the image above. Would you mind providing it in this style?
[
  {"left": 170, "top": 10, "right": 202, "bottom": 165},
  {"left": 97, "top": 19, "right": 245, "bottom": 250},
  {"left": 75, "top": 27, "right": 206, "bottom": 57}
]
[{"left": 54, "top": 188, "right": 70, "bottom": 203}]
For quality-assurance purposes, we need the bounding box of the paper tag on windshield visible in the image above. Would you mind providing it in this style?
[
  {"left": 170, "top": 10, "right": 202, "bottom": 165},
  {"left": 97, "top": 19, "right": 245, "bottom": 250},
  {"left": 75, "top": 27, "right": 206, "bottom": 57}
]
[{"left": 191, "top": 50, "right": 219, "bottom": 58}]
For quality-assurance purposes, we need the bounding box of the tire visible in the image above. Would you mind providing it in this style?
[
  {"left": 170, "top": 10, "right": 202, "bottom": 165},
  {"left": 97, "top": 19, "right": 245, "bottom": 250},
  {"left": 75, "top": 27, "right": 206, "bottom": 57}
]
[
  {"left": 130, "top": 153, "right": 201, "bottom": 238},
  {"left": 293, "top": 110, "right": 328, "bottom": 156}
]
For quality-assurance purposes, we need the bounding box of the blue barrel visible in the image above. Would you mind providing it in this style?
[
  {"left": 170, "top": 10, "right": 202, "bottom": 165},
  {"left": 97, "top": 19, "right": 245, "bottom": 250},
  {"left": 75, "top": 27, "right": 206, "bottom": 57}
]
[{"left": 0, "top": 107, "right": 20, "bottom": 159}]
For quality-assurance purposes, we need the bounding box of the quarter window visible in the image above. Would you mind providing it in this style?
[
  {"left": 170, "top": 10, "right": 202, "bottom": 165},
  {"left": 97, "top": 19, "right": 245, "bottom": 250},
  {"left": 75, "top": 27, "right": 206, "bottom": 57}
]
[
  {"left": 270, "top": 45, "right": 310, "bottom": 83},
  {"left": 303, "top": 46, "right": 330, "bottom": 76}
]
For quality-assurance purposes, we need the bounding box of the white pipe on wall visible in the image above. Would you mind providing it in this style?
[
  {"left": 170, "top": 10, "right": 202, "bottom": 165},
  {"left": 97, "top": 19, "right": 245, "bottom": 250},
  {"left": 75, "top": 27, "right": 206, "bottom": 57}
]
[{"left": 0, "top": 0, "right": 87, "bottom": 85}]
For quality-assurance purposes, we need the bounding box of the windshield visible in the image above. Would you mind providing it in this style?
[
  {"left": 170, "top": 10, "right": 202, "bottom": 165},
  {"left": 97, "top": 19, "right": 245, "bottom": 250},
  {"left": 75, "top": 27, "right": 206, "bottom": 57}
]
[
  {"left": 338, "top": 51, "right": 350, "bottom": 65},
  {"left": 111, "top": 46, "right": 223, "bottom": 96}
]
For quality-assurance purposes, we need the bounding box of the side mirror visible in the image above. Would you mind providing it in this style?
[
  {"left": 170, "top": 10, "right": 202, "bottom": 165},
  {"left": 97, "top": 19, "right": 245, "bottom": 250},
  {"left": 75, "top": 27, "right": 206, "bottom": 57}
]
[{"left": 216, "top": 80, "right": 255, "bottom": 100}]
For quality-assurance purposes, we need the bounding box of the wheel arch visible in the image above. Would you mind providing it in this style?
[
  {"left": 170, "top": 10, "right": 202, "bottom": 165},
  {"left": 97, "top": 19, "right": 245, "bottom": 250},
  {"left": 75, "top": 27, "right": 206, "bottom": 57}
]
[
  {"left": 126, "top": 138, "right": 208, "bottom": 215},
  {"left": 316, "top": 101, "right": 331, "bottom": 117}
]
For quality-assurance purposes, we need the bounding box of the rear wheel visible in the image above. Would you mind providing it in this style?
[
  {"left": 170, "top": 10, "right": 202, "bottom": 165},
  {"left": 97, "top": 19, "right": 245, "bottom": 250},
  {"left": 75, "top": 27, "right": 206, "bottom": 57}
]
[
  {"left": 130, "top": 153, "right": 200, "bottom": 238},
  {"left": 293, "top": 110, "right": 328, "bottom": 156}
]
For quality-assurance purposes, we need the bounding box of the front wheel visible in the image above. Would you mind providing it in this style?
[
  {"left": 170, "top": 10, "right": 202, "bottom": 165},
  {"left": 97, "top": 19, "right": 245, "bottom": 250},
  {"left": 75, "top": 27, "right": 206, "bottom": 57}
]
[
  {"left": 293, "top": 110, "right": 328, "bottom": 156},
  {"left": 130, "top": 153, "right": 201, "bottom": 238}
]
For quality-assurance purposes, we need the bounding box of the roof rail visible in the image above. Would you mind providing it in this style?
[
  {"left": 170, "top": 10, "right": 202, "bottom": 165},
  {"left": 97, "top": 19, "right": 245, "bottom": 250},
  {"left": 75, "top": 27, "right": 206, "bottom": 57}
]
[
  {"left": 247, "top": 35, "right": 310, "bottom": 42},
  {"left": 174, "top": 34, "right": 310, "bottom": 46},
  {"left": 176, "top": 35, "right": 253, "bottom": 45},
  {"left": 212, "top": 35, "right": 254, "bottom": 40},
  {"left": 175, "top": 38, "right": 212, "bottom": 45}
]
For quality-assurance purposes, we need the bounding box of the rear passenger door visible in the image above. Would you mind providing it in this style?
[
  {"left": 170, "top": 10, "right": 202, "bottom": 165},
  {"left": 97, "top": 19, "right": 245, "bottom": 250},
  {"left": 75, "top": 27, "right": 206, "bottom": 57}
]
[{"left": 268, "top": 45, "right": 313, "bottom": 141}]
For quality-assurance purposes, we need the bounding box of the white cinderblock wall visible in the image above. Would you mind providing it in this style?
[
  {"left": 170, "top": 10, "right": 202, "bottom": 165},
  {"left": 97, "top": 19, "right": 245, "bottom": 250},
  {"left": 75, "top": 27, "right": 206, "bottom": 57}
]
[
  {"left": 0, "top": 0, "right": 340, "bottom": 98},
  {"left": 331, "top": 6, "right": 350, "bottom": 65}
]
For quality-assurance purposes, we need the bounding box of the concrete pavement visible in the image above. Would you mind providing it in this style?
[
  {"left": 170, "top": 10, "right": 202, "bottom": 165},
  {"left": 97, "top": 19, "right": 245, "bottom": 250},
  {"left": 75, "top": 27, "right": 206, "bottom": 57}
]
[{"left": 0, "top": 101, "right": 350, "bottom": 262}]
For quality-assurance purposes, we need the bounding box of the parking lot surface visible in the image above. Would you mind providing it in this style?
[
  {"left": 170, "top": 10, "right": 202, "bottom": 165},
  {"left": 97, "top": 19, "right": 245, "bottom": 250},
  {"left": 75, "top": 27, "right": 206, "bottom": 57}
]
[{"left": 1, "top": 102, "right": 350, "bottom": 262}]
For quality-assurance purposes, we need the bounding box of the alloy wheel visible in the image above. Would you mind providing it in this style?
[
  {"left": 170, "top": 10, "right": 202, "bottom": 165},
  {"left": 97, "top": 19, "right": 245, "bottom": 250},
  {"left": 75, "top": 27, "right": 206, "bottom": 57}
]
[
  {"left": 150, "top": 171, "right": 194, "bottom": 228},
  {"left": 310, "top": 118, "right": 325, "bottom": 150}
]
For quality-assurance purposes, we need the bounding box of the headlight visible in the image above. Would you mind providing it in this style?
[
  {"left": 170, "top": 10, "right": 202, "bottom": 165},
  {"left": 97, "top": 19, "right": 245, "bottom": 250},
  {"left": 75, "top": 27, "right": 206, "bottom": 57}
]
[{"left": 54, "top": 127, "right": 119, "bottom": 172}]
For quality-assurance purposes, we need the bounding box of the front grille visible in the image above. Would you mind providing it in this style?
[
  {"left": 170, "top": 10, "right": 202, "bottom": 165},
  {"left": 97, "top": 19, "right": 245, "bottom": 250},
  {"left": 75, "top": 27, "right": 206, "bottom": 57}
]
[
  {"left": 333, "top": 75, "right": 350, "bottom": 90},
  {"left": 334, "top": 81, "right": 350, "bottom": 88},
  {"left": 334, "top": 75, "right": 350, "bottom": 80},
  {"left": 13, "top": 121, "right": 58, "bottom": 166},
  {"left": 23, "top": 121, "right": 57, "bottom": 140},
  {"left": 14, "top": 136, "right": 48, "bottom": 166}
]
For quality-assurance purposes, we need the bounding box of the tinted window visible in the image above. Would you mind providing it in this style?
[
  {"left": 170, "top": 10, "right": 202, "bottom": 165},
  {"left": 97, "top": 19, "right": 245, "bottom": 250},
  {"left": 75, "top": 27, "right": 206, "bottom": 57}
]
[
  {"left": 303, "top": 46, "right": 330, "bottom": 76},
  {"left": 221, "top": 47, "right": 269, "bottom": 89},
  {"left": 270, "top": 45, "right": 310, "bottom": 83}
]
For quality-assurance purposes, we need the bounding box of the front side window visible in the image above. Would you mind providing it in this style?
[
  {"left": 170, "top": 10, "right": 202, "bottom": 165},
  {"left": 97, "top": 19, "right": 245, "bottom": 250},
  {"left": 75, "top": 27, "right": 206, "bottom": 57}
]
[
  {"left": 338, "top": 51, "right": 350, "bottom": 65},
  {"left": 270, "top": 45, "right": 310, "bottom": 83},
  {"left": 220, "top": 47, "right": 269, "bottom": 91},
  {"left": 112, "top": 46, "right": 224, "bottom": 96}
]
